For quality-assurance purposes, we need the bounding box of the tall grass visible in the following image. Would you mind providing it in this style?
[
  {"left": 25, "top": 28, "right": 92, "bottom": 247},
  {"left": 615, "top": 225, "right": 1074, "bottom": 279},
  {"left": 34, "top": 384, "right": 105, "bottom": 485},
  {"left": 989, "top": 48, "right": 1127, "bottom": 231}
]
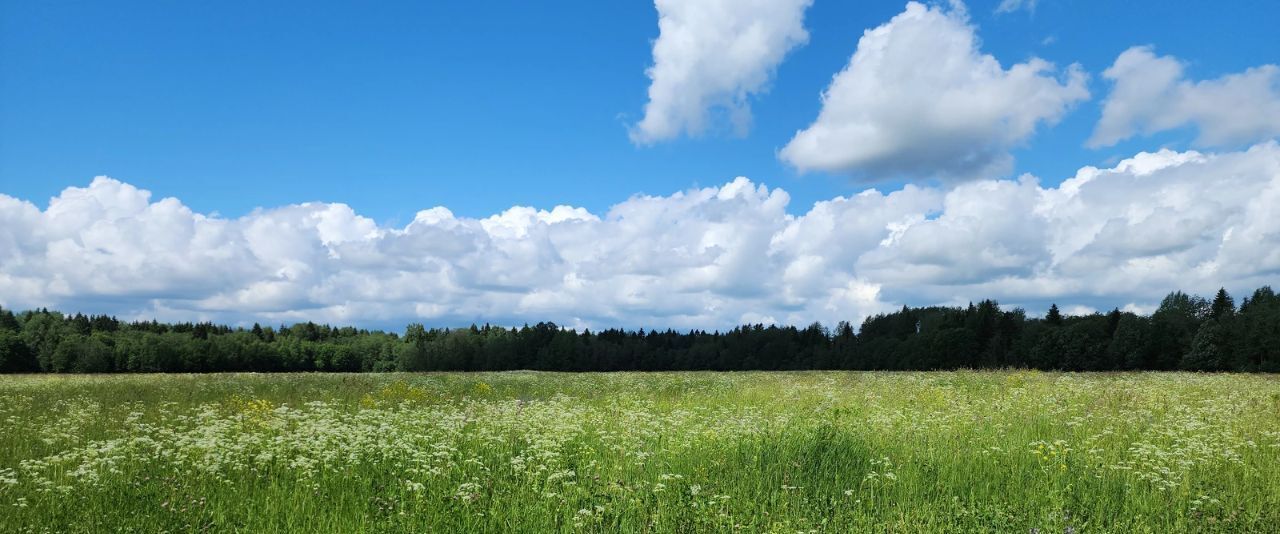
[{"left": 1, "top": 371, "right": 1278, "bottom": 532}]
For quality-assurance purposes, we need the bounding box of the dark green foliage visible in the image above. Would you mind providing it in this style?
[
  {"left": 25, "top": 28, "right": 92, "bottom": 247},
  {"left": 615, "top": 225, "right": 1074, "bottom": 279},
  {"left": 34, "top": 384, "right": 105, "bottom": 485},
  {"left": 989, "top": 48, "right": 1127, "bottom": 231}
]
[
  {"left": 0, "top": 330, "right": 38, "bottom": 372},
  {"left": 2, "top": 285, "right": 1278, "bottom": 373},
  {"left": 1235, "top": 287, "right": 1280, "bottom": 371},
  {"left": 1149, "top": 291, "right": 1210, "bottom": 369},
  {"left": 0, "top": 306, "right": 20, "bottom": 332},
  {"left": 1045, "top": 304, "right": 1063, "bottom": 326},
  {"left": 1109, "top": 313, "right": 1151, "bottom": 370},
  {"left": 1034, "top": 316, "right": 1112, "bottom": 371},
  {"left": 1210, "top": 288, "right": 1236, "bottom": 321},
  {"left": 1182, "top": 320, "right": 1227, "bottom": 371}
]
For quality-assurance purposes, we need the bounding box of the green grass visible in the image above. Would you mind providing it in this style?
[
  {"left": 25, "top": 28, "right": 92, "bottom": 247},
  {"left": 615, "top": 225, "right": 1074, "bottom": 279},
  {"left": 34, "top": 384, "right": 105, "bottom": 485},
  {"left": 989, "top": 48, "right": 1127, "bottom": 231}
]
[{"left": 2, "top": 371, "right": 1278, "bottom": 532}]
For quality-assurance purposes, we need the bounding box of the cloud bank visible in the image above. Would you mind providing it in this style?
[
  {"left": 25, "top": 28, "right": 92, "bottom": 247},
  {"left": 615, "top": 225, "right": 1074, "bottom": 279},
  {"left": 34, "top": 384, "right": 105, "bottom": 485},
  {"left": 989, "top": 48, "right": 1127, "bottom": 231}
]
[
  {"left": 3, "top": 142, "right": 1278, "bottom": 329},
  {"left": 630, "top": 0, "right": 813, "bottom": 144},
  {"left": 780, "top": 1, "right": 1088, "bottom": 180},
  {"left": 1090, "top": 46, "right": 1280, "bottom": 148}
]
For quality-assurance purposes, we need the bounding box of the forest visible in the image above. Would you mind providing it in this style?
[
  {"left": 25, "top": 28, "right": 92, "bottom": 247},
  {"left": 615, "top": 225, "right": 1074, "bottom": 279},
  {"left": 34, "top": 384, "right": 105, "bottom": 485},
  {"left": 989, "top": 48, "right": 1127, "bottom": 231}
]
[{"left": 1, "top": 286, "right": 1277, "bottom": 374}]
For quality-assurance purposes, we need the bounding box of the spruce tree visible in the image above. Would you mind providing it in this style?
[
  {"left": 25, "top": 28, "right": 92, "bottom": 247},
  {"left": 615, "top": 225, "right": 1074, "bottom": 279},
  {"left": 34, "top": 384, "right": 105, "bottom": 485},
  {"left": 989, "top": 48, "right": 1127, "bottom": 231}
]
[
  {"left": 1210, "top": 288, "right": 1235, "bottom": 320},
  {"left": 1045, "top": 304, "right": 1063, "bottom": 326}
]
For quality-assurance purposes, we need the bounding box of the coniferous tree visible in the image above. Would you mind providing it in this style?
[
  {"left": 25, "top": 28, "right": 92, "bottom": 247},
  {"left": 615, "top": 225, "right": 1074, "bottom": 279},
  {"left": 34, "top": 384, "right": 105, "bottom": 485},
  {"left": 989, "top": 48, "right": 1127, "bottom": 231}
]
[
  {"left": 1, "top": 284, "right": 1277, "bottom": 374},
  {"left": 0, "top": 307, "right": 20, "bottom": 332},
  {"left": 1210, "top": 288, "right": 1236, "bottom": 321},
  {"left": 1234, "top": 287, "right": 1280, "bottom": 371},
  {"left": 1045, "top": 304, "right": 1063, "bottom": 326}
]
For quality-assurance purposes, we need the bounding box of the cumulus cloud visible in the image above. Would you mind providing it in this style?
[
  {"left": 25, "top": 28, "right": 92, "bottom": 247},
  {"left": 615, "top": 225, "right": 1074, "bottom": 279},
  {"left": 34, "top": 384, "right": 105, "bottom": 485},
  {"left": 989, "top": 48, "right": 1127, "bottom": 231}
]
[
  {"left": 630, "top": 0, "right": 812, "bottom": 144},
  {"left": 779, "top": 1, "right": 1088, "bottom": 180},
  {"left": 1090, "top": 46, "right": 1280, "bottom": 148},
  {"left": 3, "top": 142, "right": 1278, "bottom": 329}
]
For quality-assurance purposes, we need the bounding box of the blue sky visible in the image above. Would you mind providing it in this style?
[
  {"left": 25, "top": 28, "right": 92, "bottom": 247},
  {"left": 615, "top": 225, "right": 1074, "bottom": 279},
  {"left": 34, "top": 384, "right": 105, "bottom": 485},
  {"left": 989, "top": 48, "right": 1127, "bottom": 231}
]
[
  {"left": 3, "top": 0, "right": 1275, "bottom": 221},
  {"left": 1, "top": 0, "right": 1279, "bottom": 328}
]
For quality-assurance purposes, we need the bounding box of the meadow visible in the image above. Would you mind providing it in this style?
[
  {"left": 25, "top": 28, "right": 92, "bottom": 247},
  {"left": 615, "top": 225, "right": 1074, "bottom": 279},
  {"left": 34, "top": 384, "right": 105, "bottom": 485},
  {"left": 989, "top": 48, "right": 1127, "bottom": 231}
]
[{"left": 1, "top": 372, "right": 1278, "bottom": 533}]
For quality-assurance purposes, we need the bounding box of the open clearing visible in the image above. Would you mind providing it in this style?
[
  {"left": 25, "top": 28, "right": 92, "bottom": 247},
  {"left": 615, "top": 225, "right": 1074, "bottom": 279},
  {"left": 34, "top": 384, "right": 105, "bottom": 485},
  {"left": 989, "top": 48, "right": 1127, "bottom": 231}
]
[{"left": 2, "top": 371, "right": 1278, "bottom": 532}]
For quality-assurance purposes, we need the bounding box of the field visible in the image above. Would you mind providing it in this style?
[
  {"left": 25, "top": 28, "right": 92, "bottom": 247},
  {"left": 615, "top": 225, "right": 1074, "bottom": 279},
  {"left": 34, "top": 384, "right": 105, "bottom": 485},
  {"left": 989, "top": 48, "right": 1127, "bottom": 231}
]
[{"left": 2, "top": 372, "right": 1279, "bottom": 532}]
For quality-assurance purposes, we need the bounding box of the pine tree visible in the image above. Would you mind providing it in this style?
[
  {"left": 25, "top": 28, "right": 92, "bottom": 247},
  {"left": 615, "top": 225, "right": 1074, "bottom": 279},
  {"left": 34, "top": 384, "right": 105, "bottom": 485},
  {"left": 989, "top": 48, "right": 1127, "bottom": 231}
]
[
  {"left": 1210, "top": 288, "right": 1235, "bottom": 320},
  {"left": 1045, "top": 304, "right": 1063, "bottom": 326}
]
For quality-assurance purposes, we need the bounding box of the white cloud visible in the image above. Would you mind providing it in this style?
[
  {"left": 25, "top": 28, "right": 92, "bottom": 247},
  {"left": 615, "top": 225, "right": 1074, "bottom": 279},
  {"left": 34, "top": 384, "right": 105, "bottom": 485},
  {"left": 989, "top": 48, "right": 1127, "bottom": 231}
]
[
  {"left": 1062, "top": 305, "right": 1096, "bottom": 317},
  {"left": 995, "top": 0, "right": 1038, "bottom": 14},
  {"left": 867, "top": 141, "right": 1280, "bottom": 307},
  {"left": 630, "top": 0, "right": 812, "bottom": 144},
  {"left": 1090, "top": 46, "right": 1280, "bottom": 148},
  {"left": 779, "top": 1, "right": 1088, "bottom": 180},
  {"left": 2, "top": 142, "right": 1278, "bottom": 329}
]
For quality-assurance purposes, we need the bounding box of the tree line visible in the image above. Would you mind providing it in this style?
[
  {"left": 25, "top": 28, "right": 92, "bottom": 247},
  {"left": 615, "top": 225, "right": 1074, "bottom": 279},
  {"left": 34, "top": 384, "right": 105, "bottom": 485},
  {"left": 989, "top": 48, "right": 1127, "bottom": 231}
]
[{"left": 1, "top": 286, "right": 1277, "bottom": 374}]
